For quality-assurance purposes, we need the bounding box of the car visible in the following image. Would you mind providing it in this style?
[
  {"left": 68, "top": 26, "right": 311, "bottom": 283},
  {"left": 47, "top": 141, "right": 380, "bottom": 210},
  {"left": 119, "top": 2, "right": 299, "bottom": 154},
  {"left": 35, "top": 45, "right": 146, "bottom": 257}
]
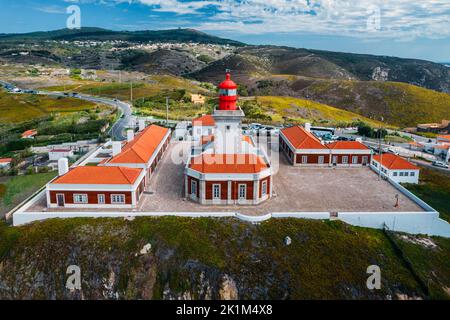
[
  {"left": 387, "top": 148, "right": 399, "bottom": 155},
  {"left": 432, "top": 161, "right": 449, "bottom": 169}
]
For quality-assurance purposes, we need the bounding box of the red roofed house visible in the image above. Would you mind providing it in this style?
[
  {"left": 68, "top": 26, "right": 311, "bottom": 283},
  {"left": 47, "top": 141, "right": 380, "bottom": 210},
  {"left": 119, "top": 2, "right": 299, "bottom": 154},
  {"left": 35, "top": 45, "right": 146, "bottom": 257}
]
[
  {"left": 103, "top": 125, "right": 171, "bottom": 185},
  {"left": 21, "top": 129, "right": 37, "bottom": 139},
  {"left": 437, "top": 135, "right": 450, "bottom": 145},
  {"left": 280, "top": 125, "right": 372, "bottom": 167},
  {"left": 0, "top": 158, "right": 12, "bottom": 169},
  {"left": 192, "top": 114, "right": 216, "bottom": 143},
  {"left": 185, "top": 72, "right": 272, "bottom": 205},
  {"left": 371, "top": 154, "right": 420, "bottom": 184},
  {"left": 46, "top": 124, "right": 171, "bottom": 209},
  {"left": 46, "top": 161, "right": 146, "bottom": 209}
]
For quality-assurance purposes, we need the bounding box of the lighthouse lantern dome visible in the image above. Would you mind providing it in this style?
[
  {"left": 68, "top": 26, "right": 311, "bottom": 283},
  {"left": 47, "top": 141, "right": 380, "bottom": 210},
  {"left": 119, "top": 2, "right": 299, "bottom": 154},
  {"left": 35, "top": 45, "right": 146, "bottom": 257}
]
[{"left": 218, "top": 72, "right": 238, "bottom": 111}]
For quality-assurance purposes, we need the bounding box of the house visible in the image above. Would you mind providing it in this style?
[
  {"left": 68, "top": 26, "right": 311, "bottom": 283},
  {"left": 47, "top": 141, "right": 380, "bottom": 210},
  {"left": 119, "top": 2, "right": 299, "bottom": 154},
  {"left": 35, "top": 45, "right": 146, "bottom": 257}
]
[
  {"left": 46, "top": 161, "right": 146, "bottom": 209},
  {"left": 191, "top": 94, "right": 205, "bottom": 105},
  {"left": 0, "top": 158, "right": 12, "bottom": 170},
  {"left": 279, "top": 125, "right": 330, "bottom": 166},
  {"left": 192, "top": 114, "right": 216, "bottom": 142},
  {"left": 103, "top": 125, "right": 171, "bottom": 185},
  {"left": 371, "top": 154, "right": 420, "bottom": 184},
  {"left": 417, "top": 120, "right": 450, "bottom": 134},
  {"left": 437, "top": 134, "right": 450, "bottom": 145},
  {"left": 280, "top": 125, "right": 372, "bottom": 166},
  {"left": 185, "top": 72, "right": 273, "bottom": 205},
  {"left": 49, "top": 149, "right": 74, "bottom": 161},
  {"left": 21, "top": 129, "right": 38, "bottom": 139},
  {"left": 45, "top": 124, "right": 171, "bottom": 209}
]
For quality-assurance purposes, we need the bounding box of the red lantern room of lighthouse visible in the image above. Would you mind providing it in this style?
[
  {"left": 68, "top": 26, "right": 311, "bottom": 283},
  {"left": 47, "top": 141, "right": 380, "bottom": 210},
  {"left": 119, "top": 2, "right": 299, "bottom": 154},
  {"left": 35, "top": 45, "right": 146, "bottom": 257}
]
[{"left": 218, "top": 72, "right": 238, "bottom": 111}]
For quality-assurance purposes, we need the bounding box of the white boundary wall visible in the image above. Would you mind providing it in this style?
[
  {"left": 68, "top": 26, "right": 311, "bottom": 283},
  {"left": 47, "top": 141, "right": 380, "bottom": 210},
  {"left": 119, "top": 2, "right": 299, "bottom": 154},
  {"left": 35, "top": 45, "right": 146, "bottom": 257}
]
[{"left": 13, "top": 209, "right": 450, "bottom": 238}]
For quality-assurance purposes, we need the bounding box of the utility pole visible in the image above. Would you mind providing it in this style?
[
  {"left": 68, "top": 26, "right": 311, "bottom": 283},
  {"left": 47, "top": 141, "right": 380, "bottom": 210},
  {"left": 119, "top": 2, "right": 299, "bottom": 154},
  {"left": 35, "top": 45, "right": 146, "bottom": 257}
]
[
  {"left": 166, "top": 97, "right": 169, "bottom": 124},
  {"left": 378, "top": 117, "right": 384, "bottom": 181},
  {"left": 130, "top": 82, "right": 133, "bottom": 103}
]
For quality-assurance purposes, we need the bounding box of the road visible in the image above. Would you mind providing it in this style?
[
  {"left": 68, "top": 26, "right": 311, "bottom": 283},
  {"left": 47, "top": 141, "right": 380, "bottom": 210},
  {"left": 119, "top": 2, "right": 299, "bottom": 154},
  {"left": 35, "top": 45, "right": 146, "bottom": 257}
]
[{"left": 0, "top": 80, "right": 131, "bottom": 141}]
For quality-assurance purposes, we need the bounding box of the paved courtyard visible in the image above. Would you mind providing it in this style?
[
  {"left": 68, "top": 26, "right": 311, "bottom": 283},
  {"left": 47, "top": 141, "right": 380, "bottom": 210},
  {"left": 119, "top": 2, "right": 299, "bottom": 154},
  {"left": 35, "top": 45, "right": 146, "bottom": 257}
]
[{"left": 140, "top": 141, "right": 423, "bottom": 215}]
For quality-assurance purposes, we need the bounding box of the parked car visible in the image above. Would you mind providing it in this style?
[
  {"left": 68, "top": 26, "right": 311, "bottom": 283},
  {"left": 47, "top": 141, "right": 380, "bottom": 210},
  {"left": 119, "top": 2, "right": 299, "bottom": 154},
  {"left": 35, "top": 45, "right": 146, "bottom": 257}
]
[
  {"left": 387, "top": 148, "right": 399, "bottom": 155},
  {"left": 432, "top": 161, "right": 449, "bottom": 169}
]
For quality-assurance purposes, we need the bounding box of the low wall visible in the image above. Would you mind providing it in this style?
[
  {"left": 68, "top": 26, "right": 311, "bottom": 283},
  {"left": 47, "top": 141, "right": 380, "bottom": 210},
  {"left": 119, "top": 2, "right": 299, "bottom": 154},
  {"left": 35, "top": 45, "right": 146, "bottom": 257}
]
[{"left": 13, "top": 210, "right": 450, "bottom": 238}]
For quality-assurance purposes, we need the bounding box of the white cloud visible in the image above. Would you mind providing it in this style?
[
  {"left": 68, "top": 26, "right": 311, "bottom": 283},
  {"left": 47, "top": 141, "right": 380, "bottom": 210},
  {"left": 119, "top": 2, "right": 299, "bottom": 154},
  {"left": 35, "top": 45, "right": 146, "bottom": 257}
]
[{"left": 71, "top": 0, "right": 450, "bottom": 39}]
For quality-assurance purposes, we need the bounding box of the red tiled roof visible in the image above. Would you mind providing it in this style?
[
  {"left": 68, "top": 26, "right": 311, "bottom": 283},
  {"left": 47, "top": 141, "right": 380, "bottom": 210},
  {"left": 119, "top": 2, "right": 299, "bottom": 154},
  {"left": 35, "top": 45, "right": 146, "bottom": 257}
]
[
  {"left": 21, "top": 129, "right": 37, "bottom": 138},
  {"left": 193, "top": 115, "right": 215, "bottom": 127},
  {"left": 373, "top": 154, "right": 419, "bottom": 170},
  {"left": 189, "top": 154, "right": 268, "bottom": 174},
  {"left": 281, "top": 126, "right": 327, "bottom": 150},
  {"left": 52, "top": 166, "right": 143, "bottom": 185},
  {"left": 326, "top": 141, "right": 370, "bottom": 150},
  {"left": 0, "top": 158, "right": 12, "bottom": 163},
  {"left": 437, "top": 135, "right": 450, "bottom": 141},
  {"left": 108, "top": 125, "right": 169, "bottom": 164}
]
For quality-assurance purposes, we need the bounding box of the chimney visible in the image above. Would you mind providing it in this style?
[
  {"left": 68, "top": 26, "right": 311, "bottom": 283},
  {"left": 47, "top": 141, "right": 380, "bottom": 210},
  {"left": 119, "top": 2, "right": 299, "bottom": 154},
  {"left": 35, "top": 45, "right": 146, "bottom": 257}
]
[
  {"left": 112, "top": 141, "right": 122, "bottom": 157},
  {"left": 139, "top": 119, "right": 146, "bottom": 132},
  {"left": 305, "top": 123, "right": 311, "bottom": 133},
  {"left": 58, "top": 158, "right": 69, "bottom": 176},
  {"left": 127, "top": 129, "right": 135, "bottom": 142}
]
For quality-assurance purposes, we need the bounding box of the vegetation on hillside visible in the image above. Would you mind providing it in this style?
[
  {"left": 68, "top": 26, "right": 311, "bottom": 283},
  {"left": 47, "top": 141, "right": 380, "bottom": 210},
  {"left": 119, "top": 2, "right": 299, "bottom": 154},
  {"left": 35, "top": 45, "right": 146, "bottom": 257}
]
[
  {"left": 404, "top": 168, "right": 450, "bottom": 223},
  {"left": 0, "top": 217, "right": 448, "bottom": 300}
]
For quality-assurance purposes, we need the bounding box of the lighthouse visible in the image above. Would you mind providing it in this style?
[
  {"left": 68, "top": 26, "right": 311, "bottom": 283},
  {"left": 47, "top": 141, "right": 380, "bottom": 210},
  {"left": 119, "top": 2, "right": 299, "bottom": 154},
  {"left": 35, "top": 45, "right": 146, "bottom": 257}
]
[
  {"left": 218, "top": 72, "right": 238, "bottom": 111},
  {"left": 213, "top": 72, "right": 245, "bottom": 154}
]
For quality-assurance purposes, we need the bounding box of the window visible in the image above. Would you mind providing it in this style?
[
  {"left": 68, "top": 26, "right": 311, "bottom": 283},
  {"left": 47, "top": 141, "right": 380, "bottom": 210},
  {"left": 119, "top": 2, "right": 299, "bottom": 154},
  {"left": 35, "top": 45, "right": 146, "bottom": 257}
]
[
  {"left": 332, "top": 156, "right": 338, "bottom": 165},
  {"left": 219, "top": 89, "right": 237, "bottom": 96},
  {"left": 372, "top": 161, "right": 378, "bottom": 167},
  {"left": 302, "top": 156, "right": 308, "bottom": 164},
  {"left": 342, "top": 156, "right": 349, "bottom": 164},
  {"left": 261, "top": 181, "right": 268, "bottom": 196},
  {"left": 191, "top": 180, "right": 197, "bottom": 196},
  {"left": 362, "top": 156, "right": 369, "bottom": 165},
  {"left": 98, "top": 194, "right": 105, "bottom": 204},
  {"left": 226, "top": 125, "right": 231, "bottom": 131},
  {"left": 318, "top": 156, "right": 325, "bottom": 164},
  {"left": 399, "top": 172, "right": 404, "bottom": 177},
  {"left": 111, "top": 194, "right": 126, "bottom": 204},
  {"left": 352, "top": 156, "right": 358, "bottom": 164},
  {"left": 393, "top": 172, "right": 398, "bottom": 176},
  {"left": 410, "top": 172, "right": 415, "bottom": 176},
  {"left": 213, "top": 184, "right": 221, "bottom": 200},
  {"left": 239, "top": 184, "right": 247, "bottom": 200},
  {"left": 404, "top": 172, "right": 409, "bottom": 177},
  {"left": 73, "top": 194, "right": 88, "bottom": 204}
]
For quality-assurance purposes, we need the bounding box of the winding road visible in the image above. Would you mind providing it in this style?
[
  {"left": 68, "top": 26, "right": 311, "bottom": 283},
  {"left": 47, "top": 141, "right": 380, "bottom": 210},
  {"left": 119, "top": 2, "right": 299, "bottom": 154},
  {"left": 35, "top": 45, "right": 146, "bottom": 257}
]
[{"left": 0, "top": 80, "right": 132, "bottom": 141}]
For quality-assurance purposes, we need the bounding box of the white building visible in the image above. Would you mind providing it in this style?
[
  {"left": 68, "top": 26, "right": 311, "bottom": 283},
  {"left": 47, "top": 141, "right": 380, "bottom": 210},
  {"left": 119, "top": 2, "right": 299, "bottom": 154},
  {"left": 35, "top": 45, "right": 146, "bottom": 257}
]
[
  {"left": 49, "top": 149, "right": 74, "bottom": 161},
  {"left": 0, "top": 158, "right": 12, "bottom": 169},
  {"left": 192, "top": 114, "right": 215, "bottom": 143},
  {"left": 371, "top": 154, "right": 420, "bottom": 184}
]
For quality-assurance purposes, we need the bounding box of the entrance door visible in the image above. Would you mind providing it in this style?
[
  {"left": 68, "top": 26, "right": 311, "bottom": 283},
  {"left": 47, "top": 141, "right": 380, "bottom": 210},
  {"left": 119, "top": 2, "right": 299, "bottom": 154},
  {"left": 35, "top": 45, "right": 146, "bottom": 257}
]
[{"left": 56, "top": 194, "right": 65, "bottom": 207}]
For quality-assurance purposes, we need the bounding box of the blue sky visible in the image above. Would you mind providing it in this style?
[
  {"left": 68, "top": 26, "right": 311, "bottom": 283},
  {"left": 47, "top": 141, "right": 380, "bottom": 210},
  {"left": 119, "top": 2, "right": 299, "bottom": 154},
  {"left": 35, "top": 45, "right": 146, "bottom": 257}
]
[{"left": 1, "top": 0, "right": 449, "bottom": 62}]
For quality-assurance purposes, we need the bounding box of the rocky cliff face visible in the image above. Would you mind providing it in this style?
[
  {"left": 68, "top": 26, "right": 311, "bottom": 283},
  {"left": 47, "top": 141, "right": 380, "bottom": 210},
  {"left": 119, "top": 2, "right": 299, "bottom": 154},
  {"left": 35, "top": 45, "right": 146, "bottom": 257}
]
[{"left": 0, "top": 217, "right": 448, "bottom": 300}]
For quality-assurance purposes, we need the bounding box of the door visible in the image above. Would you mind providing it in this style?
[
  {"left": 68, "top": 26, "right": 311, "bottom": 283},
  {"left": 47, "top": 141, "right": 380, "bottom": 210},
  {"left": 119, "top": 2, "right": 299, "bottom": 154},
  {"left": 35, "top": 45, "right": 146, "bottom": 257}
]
[
  {"left": 238, "top": 184, "right": 247, "bottom": 201},
  {"left": 56, "top": 194, "right": 65, "bottom": 207}
]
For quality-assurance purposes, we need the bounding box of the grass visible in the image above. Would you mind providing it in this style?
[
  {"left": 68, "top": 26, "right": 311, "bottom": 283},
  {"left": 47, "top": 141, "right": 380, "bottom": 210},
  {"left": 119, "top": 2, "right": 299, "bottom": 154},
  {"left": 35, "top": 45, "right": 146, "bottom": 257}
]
[
  {"left": 1, "top": 217, "right": 448, "bottom": 299},
  {"left": 404, "top": 168, "right": 450, "bottom": 222},
  {"left": 0, "top": 172, "right": 57, "bottom": 215},
  {"left": 255, "top": 96, "right": 388, "bottom": 127},
  {"left": 0, "top": 90, "right": 97, "bottom": 124}
]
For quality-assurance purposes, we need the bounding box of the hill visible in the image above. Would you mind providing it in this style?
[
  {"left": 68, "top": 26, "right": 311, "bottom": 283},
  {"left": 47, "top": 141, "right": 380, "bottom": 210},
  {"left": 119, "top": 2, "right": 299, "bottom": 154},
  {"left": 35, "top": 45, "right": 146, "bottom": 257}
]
[
  {"left": 0, "top": 217, "right": 448, "bottom": 300},
  {"left": 191, "top": 46, "right": 450, "bottom": 93},
  {"left": 0, "top": 27, "right": 245, "bottom": 46}
]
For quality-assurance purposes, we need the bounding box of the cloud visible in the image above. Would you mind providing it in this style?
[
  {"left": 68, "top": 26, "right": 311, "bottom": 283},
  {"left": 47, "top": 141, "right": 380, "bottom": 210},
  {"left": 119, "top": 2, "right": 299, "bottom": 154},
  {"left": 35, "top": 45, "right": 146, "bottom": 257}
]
[{"left": 63, "top": 0, "right": 450, "bottom": 39}]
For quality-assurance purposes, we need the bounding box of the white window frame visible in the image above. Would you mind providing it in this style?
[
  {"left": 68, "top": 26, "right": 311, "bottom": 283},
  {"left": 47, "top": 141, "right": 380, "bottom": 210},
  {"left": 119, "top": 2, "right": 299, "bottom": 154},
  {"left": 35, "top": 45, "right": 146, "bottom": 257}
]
[
  {"left": 213, "top": 184, "right": 221, "bottom": 200},
  {"left": 352, "top": 156, "right": 358, "bottom": 164},
  {"left": 261, "top": 181, "right": 268, "bottom": 197},
  {"left": 342, "top": 156, "right": 349, "bottom": 164},
  {"left": 410, "top": 171, "right": 415, "bottom": 176},
  {"left": 238, "top": 184, "right": 247, "bottom": 200},
  {"left": 393, "top": 172, "right": 398, "bottom": 176},
  {"left": 191, "top": 180, "right": 198, "bottom": 196},
  {"left": 56, "top": 193, "right": 65, "bottom": 207},
  {"left": 332, "top": 156, "right": 338, "bottom": 165},
  {"left": 98, "top": 194, "right": 105, "bottom": 204},
  {"left": 302, "top": 155, "right": 308, "bottom": 164},
  {"left": 111, "top": 194, "right": 126, "bottom": 204},
  {"left": 318, "top": 156, "right": 325, "bottom": 164},
  {"left": 73, "top": 194, "right": 88, "bottom": 204}
]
